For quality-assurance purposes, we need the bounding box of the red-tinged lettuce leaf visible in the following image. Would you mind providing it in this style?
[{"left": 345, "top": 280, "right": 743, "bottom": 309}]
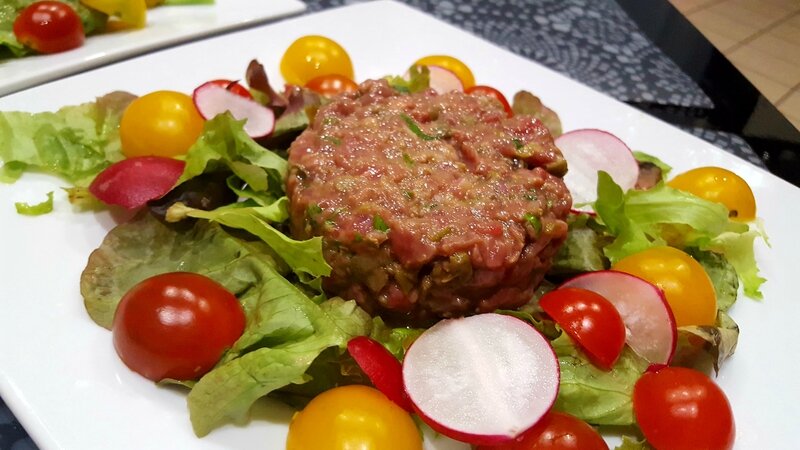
[
  {"left": 672, "top": 311, "right": 739, "bottom": 374},
  {"left": 511, "top": 90, "right": 563, "bottom": 137},
  {"left": 81, "top": 214, "right": 288, "bottom": 329},
  {"left": 245, "top": 59, "right": 287, "bottom": 110}
]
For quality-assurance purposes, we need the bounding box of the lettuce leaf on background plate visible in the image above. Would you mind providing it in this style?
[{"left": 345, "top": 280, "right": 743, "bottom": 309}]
[{"left": 0, "top": 0, "right": 107, "bottom": 58}]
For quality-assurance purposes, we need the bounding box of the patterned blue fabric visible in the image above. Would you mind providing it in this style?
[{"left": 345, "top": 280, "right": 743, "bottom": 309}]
[{"left": 0, "top": 1, "right": 765, "bottom": 447}]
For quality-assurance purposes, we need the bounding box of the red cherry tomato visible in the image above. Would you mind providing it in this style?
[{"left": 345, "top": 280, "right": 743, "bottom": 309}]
[
  {"left": 112, "top": 272, "right": 246, "bottom": 381},
  {"left": 476, "top": 412, "right": 608, "bottom": 450},
  {"left": 205, "top": 79, "right": 253, "bottom": 99},
  {"left": 634, "top": 366, "right": 735, "bottom": 450},
  {"left": 539, "top": 288, "right": 625, "bottom": 370},
  {"left": 465, "top": 85, "right": 513, "bottom": 117},
  {"left": 305, "top": 74, "right": 359, "bottom": 96},
  {"left": 13, "top": 1, "right": 85, "bottom": 54}
]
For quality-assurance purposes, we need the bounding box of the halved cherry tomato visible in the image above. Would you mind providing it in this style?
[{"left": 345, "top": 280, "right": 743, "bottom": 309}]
[
  {"left": 612, "top": 246, "right": 716, "bottom": 327},
  {"left": 539, "top": 288, "right": 626, "bottom": 370},
  {"left": 466, "top": 85, "right": 513, "bottom": 117},
  {"left": 476, "top": 412, "right": 608, "bottom": 450},
  {"left": 280, "top": 35, "right": 354, "bottom": 86},
  {"left": 305, "top": 74, "right": 358, "bottom": 96},
  {"left": 634, "top": 366, "right": 735, "bottom": 450},
  {"left": 112, "top": 272, "right": 245, "bottom": 381},
  {"left": 414, "top": 55, "right": 475, "bottom": 89},
  {"left": 120, "top": 90, "right": 205, "bottom": 158},
  {"left": 668, "top": 166, "right": 756, "bottom": 222},
  {"left": 286, "top": 385, "right": 422, "bottom": 450},
  {"left": 13, "top": 1, "right": 84, "bottom": 54},
  {"left": 204, "top": 79, "right": 253, "bottom": 99}
]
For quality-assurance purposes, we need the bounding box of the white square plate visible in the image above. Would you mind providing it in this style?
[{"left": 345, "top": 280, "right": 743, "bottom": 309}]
[
  {"left": 0, "top": 1, "right": 797, "bottom": 449},
  {"left": 0, "top": 0, "right": 306, "bottom": 97}
]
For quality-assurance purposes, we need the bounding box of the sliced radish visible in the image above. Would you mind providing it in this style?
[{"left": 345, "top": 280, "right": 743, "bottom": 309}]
[
  {"left": 347, "top": 336, "right": 413, "bottom": 412},
  {"left": 88, "top": 156, "right": 184, "bottom": 210},
  {"left": 192, "top": 82, "right": 275, "bottom": 138},
  {"left": 402, "top": 313, "right": 559, "bottom": 445},
  {"left": 554, "top": 129, "right": 639, "bottom": 211},
  {"left": 427, "top": 65, "right": 464, "bottom": 94},
  {"left": 560, "top": 270, "right": 677, "bottom": 365}
]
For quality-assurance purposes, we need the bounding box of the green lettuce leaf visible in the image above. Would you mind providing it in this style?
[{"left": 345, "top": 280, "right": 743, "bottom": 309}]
[
  {"left": 80, "top": 213, "right": 377, "bottom": 437},
  {"left": 0, "top": 91, "right": 134, "bottom": 185},
  {"left": 14, "top": 191, "right": 53, "bottom": 215},
  {"left": 188, "top": 297, "right": 372, "bottom": 436},
  {"left": 179, "top": 113, "right": 287, "bottom": 195},
  {"left": 595, "top": 171, "right": 765, "bottom": 297},
  {"left": 704, "top": 227, "right": 766, "bottom": 299},
  {"left": 369, "top": 317, "right": 424, "bottom": 360},
  {"left": 385, "top": 65, "right": 430, "bottom": 94},
  {"left": 550, "top": 214, "right": 608, "bottom": 275},
  {"left": 688, "top": 249, "right": 739, "bottom": 311},
  {"left": 615, "top": 436, "right": 652, "bottom": 450},
  {"left": 166, "top": 199, "right": 331, "bottom": 279},
  {"left": 552, "top": 333, "right": 648, "bottom": 426},
  {"left": 632, "top": 151, "right": 672, "bottom": 177}
]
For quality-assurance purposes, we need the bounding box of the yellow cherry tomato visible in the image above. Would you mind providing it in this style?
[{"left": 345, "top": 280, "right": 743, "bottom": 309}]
[
  {"left": 612, "top": 247, "right": 717, "bottom": 327},
  {"left": 414, "top": 55, "right": 475, "bottom": 89},
  {"left": 668, "top": 166, "right": 756, "bottom": 222},
  {"left": 280, "top": 35, "right": 354, "bottom": 86},
  {"left": 120, "top": 91, "right": 204, "bottom": 158},
  {"left": 286, "top": 385, "right": 422, "bottom": 450},
  {"left": 80, "top": 0, "right": 147, "bottom": 28}
]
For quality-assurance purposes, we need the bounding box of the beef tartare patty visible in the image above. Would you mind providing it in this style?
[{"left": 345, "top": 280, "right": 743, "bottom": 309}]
[{"left": 287, "top": 79, "right": 571, "bottom": 325}]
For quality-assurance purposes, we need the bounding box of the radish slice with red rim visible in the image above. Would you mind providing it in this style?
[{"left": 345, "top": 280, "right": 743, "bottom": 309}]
[
  {"left": 192, "top": 82, "right": 275, "bottom": 138},
  {"left": 88, "top": 156, "right": 185, "bottom": 210},
  {"left": 554, "top": 129, "right": 639, "bottom": 211},
  {"left": 402, "top": 313, "right": 560, "bottom": 445},
  {"left": 426, "top": 65, "right": 464, "bottom": 94},
  {"left": 347, "top": 336, "right": 413, "bottom": 412},
  {"left": 560, "top": 270, "right": 677, "bottom": 365}
]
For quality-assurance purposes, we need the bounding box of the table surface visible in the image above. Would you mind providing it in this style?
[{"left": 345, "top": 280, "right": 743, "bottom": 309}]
[{"left": 2, "top": 0, "right": 799, "bottom": 448}]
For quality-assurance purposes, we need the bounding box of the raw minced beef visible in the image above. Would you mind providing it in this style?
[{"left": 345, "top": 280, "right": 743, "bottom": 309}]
[{"left": 287, "top": 79, "right": 571, "bottom": 325}]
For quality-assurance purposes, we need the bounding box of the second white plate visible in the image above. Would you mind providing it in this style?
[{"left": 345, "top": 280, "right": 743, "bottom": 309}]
[{"left": 0, "top": 0, "right": 306, "bottom": 97}]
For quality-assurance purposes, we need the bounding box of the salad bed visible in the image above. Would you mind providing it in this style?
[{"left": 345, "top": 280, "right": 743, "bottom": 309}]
[{"left": 0, "top": 35, "right": 766, "bottom": 449}]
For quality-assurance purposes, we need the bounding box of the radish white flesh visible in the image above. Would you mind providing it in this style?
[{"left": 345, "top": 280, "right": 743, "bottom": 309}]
[
  {"left": 402, "top": 313, "right": 559, "bottom": 445},
  {"left": 560, "top": 270, "right": 677, "bottom": 365},
  {"left": 555, "top": 129, "right": 639, "bottom": 210},
  {"left": 426, "top": 65, "right": 464, "bottom": 94},
  {"left": 192, "top": 83, "right": 275, "bottom": 138}
]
